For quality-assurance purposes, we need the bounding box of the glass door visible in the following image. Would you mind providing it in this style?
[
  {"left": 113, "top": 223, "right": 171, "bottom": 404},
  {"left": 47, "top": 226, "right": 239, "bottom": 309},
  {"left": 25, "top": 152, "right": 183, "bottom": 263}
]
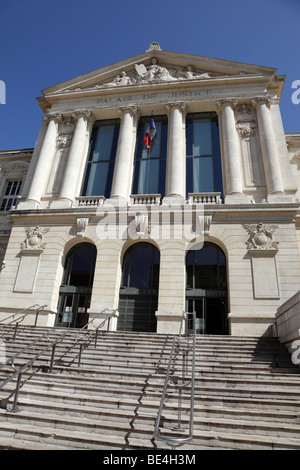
[
  {"left": 186, "top": 297, "right": 227, "bottom": 335},
  {"left": 57, "top": 293, "right": 90, "bottom": 328}
]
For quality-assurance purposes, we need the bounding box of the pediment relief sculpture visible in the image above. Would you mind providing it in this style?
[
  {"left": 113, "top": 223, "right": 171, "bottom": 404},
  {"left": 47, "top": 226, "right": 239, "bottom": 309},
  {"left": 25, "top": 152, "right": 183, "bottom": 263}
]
[
  {"left": 243, "top": 222, "right": 279, "bottom": 251},
  {"left": 68, "top": 58, "right": 217, "bottom": 92}
]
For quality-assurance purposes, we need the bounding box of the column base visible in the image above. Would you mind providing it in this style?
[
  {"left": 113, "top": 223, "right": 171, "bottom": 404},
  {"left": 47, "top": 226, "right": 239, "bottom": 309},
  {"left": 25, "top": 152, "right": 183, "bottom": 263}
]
[
  {"left": 162, "top": 195, "right": 185, "bottom": 206},
  {"left": 267, "top": 193, "right": 294, "bottom": 203},
  {"left": 224, "top": 193, "right": 249, "bottom": 204},
  {"left": 17, "top": 199, "right": 40, "bottom": 210},
  {"left": 50, "top": 198, "right": 73, "bottom": 209},
  {"left": 104, "top": 196, "right": 128, "bottom": 207}
]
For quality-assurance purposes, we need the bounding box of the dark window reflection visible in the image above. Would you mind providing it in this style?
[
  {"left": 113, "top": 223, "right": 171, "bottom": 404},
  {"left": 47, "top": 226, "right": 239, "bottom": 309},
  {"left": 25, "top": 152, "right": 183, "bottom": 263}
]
[
  {"left": 63, "top": 243, "right": 96, "bottom": 287},
  {"left": 186, "top": 242, "right": 226, "bottom": 290},
  {"left": 122, "top": 243, "right": 160, "bottom": 290}
]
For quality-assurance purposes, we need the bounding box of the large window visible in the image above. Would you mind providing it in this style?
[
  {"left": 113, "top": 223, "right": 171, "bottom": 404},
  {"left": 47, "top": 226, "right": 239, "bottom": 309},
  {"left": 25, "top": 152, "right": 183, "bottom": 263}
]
[
  {"left": 81, "top": 119, "right": 120, "bottom": 199},
  {"left": 132, "top": 115, "right": 167, "bottom": 197},
  {"left": 118, "top": 243, "right": 160, "bottom": 332},
  {"left": 0, "top": 180, "right": 22, "bottom": 211},
  {"left": 56, "top": 243, "right": 97, "bottom": 328},
  {"left": 186, "top": 113, "right": 222, "bottom": 197}
]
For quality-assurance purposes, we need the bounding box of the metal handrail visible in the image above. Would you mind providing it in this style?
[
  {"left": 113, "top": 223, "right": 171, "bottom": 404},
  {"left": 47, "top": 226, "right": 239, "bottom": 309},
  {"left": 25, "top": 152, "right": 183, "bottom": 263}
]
[
  {"left": 0, "top": 304, "right": 47, "bottom": 340},
  {"left": 54, "top": 309, "right": 117, "bottom": 367},
  {"left": 0, "top": 308, "right": 116, "bottom": 411},
  {"left": 154, "top": 311, "right": 196, "bottom": 449}
]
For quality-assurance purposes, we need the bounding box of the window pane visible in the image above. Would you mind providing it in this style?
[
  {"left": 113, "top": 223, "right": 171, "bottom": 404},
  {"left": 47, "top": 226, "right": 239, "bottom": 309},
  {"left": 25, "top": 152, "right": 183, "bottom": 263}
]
[
  {"left": 92, "top": 125, "right": 115, "bottom": 162},
  {"left": 186, "top": 113, "right": 222, "bottom": 196},
  {"left": 132, "top": 115, "right": 167, "bottom": 196},
  {"left": 194, "top": 157, "right": 214, "bottom": 193},
  {"left": 193, "top": 121, "right": 212, "bottom": 156},
  {"left": 82, "top": 120, "right": 119, "bottom": 198}
]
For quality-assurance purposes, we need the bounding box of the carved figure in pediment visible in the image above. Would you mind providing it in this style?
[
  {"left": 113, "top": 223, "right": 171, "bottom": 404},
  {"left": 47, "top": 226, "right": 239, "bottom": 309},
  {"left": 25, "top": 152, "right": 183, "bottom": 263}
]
[
  {"left": 101, "top": 71, "right": 136, "bottom": 88},
  {"left": 176, "top": 66, "right": 211, "bottom": 80},
  {"left": 243, "top": 222, "right": 279, "bottom": 250}
]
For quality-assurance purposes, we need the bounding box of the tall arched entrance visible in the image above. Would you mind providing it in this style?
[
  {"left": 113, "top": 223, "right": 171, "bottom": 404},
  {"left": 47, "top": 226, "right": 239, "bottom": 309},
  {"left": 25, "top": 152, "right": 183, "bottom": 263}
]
[
  {"left": 56, "top": 243, "right": 97, "bottom": 328},
  {"left": 186, "top": 242, "right": 228, "bottom": 335},
  {"left": 118, "top": 242, "right": 160, "bottom": 332}
]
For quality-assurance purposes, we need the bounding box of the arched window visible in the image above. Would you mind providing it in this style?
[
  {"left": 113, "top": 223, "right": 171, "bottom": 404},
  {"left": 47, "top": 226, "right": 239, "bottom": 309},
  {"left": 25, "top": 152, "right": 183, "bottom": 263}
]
[
  {"left": 186, "top": 242, "right": 228, "bottom": 335},
  {"left": 118, "top": 242, "right": 160, "bottom": 332},
  {"left": 56, "top": 243, "right": 96, "bottom": 328}
]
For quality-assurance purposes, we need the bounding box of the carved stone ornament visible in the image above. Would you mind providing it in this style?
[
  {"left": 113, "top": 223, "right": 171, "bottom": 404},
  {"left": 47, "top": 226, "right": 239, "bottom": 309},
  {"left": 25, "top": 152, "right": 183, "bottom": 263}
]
[
  {"left": 243, "top": 222, "right": 279, "bottom": 251},
  {"left": 135, "top": 214, "right": 151, "bottom": 237},
  {"left": 76, "top": 218, "right": 89, "bottom": 237},
  {"left": 21, "top": 226, "right": 49, "bottom": 251},
  {"left": 236, "top": 120, "right": 257, "bottom": 137},
  {"left": 236, "top": 103, "right": 257, "bottom": 137},
  {"left": 56, "top": 119, "right": 75, "bottom": 149},
  {"left": 79, "top": 58, "right": 214, "bottom": 91}
]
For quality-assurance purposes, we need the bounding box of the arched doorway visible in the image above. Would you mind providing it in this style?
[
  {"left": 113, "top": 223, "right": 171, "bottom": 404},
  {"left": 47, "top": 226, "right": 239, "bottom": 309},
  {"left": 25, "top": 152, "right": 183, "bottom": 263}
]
[
  {"left": 56, "top": 243, "right": 96, "bottom": 328},
  {"left": 118, "top": 242, "right": 160, "bottom": 332},
  {"left": 186, "top": 242, "right": 228, "bottom": 335}
]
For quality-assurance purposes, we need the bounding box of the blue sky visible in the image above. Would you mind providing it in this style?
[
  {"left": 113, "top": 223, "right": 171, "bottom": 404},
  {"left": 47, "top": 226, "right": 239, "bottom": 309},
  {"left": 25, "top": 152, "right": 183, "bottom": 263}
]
[{"left": 0, "top": 0, "right": 299, "bottom": 150}]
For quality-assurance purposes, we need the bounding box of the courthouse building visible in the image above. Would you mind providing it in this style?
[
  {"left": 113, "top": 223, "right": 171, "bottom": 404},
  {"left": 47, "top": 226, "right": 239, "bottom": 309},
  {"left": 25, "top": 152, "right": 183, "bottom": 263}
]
[{"left": 1, "top": 42, "right": 300, "bottom": 337}]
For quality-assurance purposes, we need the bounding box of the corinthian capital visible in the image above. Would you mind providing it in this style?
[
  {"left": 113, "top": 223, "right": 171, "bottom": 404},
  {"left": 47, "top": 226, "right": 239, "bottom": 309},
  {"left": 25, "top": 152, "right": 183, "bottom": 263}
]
[
  {"left": 252, "top": 97, "right": 272, "bottom": 108},
  {"left": 216, "top": 98, "right": 239, "bottom": 112},
  {"left": 117, "top": 105, "right": 138, "bottom": 117},
  {"left": 72, "top": 109, "right": 94, "bottom": 121},
  {"left": 43, "top": 112, "right": 63, "bottom": 123}
]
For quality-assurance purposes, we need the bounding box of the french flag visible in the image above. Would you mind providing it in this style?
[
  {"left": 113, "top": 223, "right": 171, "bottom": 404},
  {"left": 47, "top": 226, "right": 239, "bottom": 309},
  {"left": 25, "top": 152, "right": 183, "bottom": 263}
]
[{"left": 142, "top": 115, "right": 156, "bottom": 149}]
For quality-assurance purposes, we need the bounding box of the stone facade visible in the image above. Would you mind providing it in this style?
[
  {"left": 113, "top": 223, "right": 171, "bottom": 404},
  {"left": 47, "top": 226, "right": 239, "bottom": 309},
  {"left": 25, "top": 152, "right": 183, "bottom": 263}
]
[{"left": 1, "top": 43, "right": 300, "bottom": 336}]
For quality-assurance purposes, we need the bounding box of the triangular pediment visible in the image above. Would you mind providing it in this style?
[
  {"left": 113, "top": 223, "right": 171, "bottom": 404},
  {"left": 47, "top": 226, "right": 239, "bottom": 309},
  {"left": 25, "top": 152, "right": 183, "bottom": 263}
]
[{"left": 40, "top": 42, "right": 281, "bottom": 102}]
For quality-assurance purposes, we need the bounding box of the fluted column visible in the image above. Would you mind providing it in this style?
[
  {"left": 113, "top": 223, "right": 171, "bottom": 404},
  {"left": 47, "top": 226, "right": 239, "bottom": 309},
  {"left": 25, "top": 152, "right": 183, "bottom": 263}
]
[
  {"left": 21, "top": 113, "right": 61, "bottom": 208},
  {"left": 164, "top": 102, "right": 186, "bottom": 203},
  {"left": 217, "top": 99, "right": 247, "bottom": 203},
  {"left": 52, "top": 110, "right": 93, "bottom": 208},
  {"left": 252, "top": 98, "right": 284, "bottom": 199},
  {"left": 109, "top": 106, "right": 137, "bottom": 205}
]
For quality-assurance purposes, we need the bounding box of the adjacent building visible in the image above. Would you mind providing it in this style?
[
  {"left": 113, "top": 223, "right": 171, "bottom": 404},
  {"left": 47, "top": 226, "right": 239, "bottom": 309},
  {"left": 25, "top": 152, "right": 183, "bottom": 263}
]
[{"left": 1, "top": 42, "right": 300, "bottom": 337}]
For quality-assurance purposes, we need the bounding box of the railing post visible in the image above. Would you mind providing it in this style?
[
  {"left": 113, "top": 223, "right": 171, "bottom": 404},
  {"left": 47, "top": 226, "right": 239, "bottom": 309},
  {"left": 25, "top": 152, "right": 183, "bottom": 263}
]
[
  {"left": 94, "top": 329, "right": 98, "bottom": 348},
  {"left": 11, "top": 373, "right": 22, "bottom": 412},
  {"left": 13, "top": 323, "right": 18, "bottom": 341},
  {"left": 78, "top": 344, "right": 83, "bottom": 367},
  {"left": 49, "top": 344, "right": 56, "bottom": 373}
]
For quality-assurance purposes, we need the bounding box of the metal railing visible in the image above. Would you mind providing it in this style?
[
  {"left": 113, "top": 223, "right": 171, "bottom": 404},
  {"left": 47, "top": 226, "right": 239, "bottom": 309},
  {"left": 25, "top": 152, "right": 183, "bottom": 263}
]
[
  {"left": 0, "top": 308, "right": 116, "bottom": 412},
  {"left": 154, "top": 311, "right": 196, "bottom": 449},
  {"left": 0, "top": 304, "right": 47, "bottom": 341}
]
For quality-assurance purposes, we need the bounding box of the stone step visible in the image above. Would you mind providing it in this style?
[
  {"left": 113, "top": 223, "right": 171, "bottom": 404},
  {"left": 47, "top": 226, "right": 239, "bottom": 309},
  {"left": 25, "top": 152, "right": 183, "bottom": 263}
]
[{"left": 0, "top": 411, "right": 299, "bottom": 450}]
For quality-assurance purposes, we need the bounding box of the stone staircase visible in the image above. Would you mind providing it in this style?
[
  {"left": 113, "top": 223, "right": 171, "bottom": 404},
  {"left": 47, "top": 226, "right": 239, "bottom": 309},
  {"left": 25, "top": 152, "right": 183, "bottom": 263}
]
[{"left": 0, "top": 325, "right": 300, "bottom": 450}]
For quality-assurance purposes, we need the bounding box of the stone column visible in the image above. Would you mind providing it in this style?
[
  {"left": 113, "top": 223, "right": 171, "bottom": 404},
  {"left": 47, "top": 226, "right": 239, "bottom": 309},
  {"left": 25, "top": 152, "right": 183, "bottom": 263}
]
[
  {"left": 21, "top": 113, "right": 61, "bottom": 208},
  {"left": 163, "top": 102, "right": 186, "bottom": 203},
  {"left": 52, "top": 110, "right": 93, "bottom": 208},
  {"left": 252, "top": 98, "right": 285, "bottom": 200},
  {"left": 217, "top": 99, "right": 248, "bottom": 203},
  {"left": 109, "top": 106, "right": 137, "bottom": 206}
]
